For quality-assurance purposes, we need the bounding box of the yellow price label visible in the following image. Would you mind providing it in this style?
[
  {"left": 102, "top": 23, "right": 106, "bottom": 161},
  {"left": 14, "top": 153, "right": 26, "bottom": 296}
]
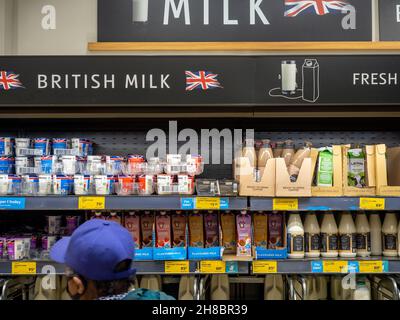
[
  {"left": 359, "top": 198, "right": 385, "bottom": 210},
  {"left": 196, "top": 197, "right": 220, "bottom": 210},
  {"left": 359, "top": 261, "right": 383, "bottom": 273},
  {"left": 199, "top": 260, "right": 226, "bottom": 273},
  {"left": 273, "top": 198, "right": 298, "bottom": 211},
  {"left": 323, "top": 261, "right": 348, "bottom": 273},
  {"left": 165, "top": 261, "right": 190, "bottom": 274},
  {"left": 12, "top": 262, "right": 37, "bottom": 275},
  {"left": 252, "top": 261, "right": 278, "bottom": 274},
  {"left": 78, "top": 196, "right": 106, "bottom": 210}
]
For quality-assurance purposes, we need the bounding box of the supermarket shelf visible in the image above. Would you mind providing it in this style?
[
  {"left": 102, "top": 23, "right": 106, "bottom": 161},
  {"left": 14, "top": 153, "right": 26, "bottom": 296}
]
[
  {"left": 2, "top": 258, "right": 400, "bottom": 276},
  {"left": 0, "top": 196, "right": 248, "bottom": 211},
  {"left": 0, "top": 260, "right": 250, "bottom": 276},
  {"left": 250, "top": 197, "right": 398, "bottom": 211},
  {"left": 251, "top": 257, "right": 400, "bottom": 274},
  {"left": 0, "top": 260, "right": 65, "bottom": 275}
]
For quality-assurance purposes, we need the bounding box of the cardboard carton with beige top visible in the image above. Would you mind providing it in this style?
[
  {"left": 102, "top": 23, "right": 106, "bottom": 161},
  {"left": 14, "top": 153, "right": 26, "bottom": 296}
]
[
  {"left": 311, "top": 145, "right": 343, "bottom": 197},
  {"left": 375, "top": 144, "right": 400, "bottom": 196},
  {"left": 342, "top": 145, "right": 376, "bottom": 196}
]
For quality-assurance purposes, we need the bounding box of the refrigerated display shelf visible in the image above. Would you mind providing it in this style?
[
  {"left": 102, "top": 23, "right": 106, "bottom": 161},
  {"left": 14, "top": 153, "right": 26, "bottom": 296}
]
[
  {"left": 2, "top": 258, "right": 400, "bottom": 276},
  {"left": 0, "top": 196, "right": 248, "bottom": 211}
]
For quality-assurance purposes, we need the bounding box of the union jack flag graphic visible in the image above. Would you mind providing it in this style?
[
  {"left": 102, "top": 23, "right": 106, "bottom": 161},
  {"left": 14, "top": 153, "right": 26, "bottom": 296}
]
[
  {"left": 285, "top": 0, "right": 349, "bottom": 17},
  {"left": 0, "top": 71, "right": 24, "bottom": 90},
  {"left": 185, "top": 71, "right": 223, "bottom": 91}
]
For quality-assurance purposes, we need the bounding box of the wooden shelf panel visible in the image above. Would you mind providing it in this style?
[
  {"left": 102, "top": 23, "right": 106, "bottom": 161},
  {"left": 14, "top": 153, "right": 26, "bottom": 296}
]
[{"left": 88, "top": 41, "right": 400, "bottom": 52}]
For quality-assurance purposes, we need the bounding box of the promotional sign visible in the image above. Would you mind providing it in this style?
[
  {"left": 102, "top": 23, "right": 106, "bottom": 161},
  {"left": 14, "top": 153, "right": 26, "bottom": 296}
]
[
  {"left": 2, "top": 56, "right": 400, "bottom": 106},
  {"left": 379, "top": 0, "right": 400, "bottom": 40},
  {"left": 98, "top": 0, "right": 372, "bottom": 41}
]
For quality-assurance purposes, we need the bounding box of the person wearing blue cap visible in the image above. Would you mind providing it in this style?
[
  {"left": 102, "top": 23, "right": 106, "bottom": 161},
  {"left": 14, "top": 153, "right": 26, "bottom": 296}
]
[{"left": 50, "top": 218, "right": 174, "bottom": 300}]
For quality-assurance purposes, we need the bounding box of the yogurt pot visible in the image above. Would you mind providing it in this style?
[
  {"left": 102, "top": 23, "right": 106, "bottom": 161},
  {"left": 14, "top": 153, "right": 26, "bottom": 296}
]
[
  {"left": 52, "top": 175, "right": 73, "bottom": 195},
  {"left": 15, "top": 156, "right": 30, "bottom": 175},
  {"left": 34, "top": 138, "right": 51, "bottom": 156},
  {"left": 71, "top": 138, "right": 90, "bottom": 157},
  {"left": 116, "top": 175, "right": 135, "bottom": 195},
  {"left": 86, "top": 155, "right": 104, "bottom": 175},
  {"left": 0, "top": 138, "right": 14, "bottom": 156},
  {"left": 8, "top": 175, "right": 22, "bottom": 195},
  {"left": 107, "top": 156, "right": 125, "bottom": 175},
  {"left": 127, "top": 155, "right": 145, "bottom": 175},
  {"left": 61, "top": 155, "right": 77, "bottom": 175},
  {"left": 52, "top": 138, "right": 69, "bottom": 150},
  {"left": 38, "top": 174, "right": 53, "bottom": 195},
  {"left": 40, "top": 155, "right": 58, "bottom": 174},
  {"left": 74, "top": 174, "right": 92, "bottom": 195},
  {"left": 0, "top": 156, "right": 13, "bottom": 174},
  {"left": 0, "top": 175, "right": 9, "bottom": 195},
  {"left": 15, "top": 138, "right": 31, "bottom": 149},
  {"left": 94, "top": 175, "right": 109, "bottom": 195},
  {"left": 94, "top": 175, "right": 115, "bottom": 195},
  {"left": 138, "top": 174, "right": 155, "bottom": 195},
  {"left": 15, "top": 138, "right": 32, "bottom": 157},
  {"left": 22, "top": 174, "right": 39, "bottom": 195}
]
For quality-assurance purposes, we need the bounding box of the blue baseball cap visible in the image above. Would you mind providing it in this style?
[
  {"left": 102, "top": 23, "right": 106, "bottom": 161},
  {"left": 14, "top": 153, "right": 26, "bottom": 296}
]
[{"left": 50, "top": 219, "right": 136, "bottom": 281}]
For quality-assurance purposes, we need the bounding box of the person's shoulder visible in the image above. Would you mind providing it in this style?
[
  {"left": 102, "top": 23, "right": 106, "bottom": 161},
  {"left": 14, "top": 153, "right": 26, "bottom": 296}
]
[{"left": 122, "top": 288, "right": 176, "bottom": 300}]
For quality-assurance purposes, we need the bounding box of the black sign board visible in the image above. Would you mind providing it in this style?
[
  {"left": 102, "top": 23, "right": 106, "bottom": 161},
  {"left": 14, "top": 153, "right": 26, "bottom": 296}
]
[
  {"left": 98, "top": 0, "right": 372, "bottom": 42},
  {"left": 1, "top": 56, "right": 400, "bottom": 107},
  {"left": 379, "top": 0, "right": 400, "bottom": 40}
]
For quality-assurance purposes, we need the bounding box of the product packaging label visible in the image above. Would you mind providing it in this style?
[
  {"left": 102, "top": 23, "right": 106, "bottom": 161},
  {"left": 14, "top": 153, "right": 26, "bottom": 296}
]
[
  {"left": 141, "top": 214, "right": 154, "bottom": 247},
  {"left": 220, "top": 213, "right": 236, "bottom": 253},
  {"left": 383, "top": 234, "right": 398, "bottom": 251},
  {"left": 317, "top": 147, "right": 333, "bottom": 187},
  {"left": 172, "top": 214, "right": 187, "bottom": 248},
  {"left": 189, "top": 213, "right": 204, "bottom": 247}
]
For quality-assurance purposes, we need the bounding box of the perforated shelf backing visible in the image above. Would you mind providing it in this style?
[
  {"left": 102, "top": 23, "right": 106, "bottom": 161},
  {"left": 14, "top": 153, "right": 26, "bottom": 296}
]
[{"left": 5, "top": 128, "right": 400, "bottom": 179}]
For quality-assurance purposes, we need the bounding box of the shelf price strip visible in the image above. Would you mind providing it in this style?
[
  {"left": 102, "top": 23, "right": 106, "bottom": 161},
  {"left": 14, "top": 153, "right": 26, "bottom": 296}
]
[
  {"left": 78, "top": 196, "right": 106, "bottom": 210},
  {"left": 359, "top": 198, "right": 385, "bottom": 210},
  {"left": 12, "top": 262, "right": 37, "bottom": 275},
  {"left": 359, "top": 261, "right": 385, "bottom": 273},
  {"left": 165, "top": 261, "right": 190, "bottom": 274},
  {"left": 181, "top": 197, "right": 229, "bottom": 210},
  {"left": 199, "top": 261, "right": 226, "bottom": 274},
  {"left": 252, "top": 261, "right": 278, "bottom": 274},
  {"left": 322, "top": 261, "right": 349, "bottom": 273},
  {"left": 273, "top": 198, "right": 298, "bottom": 211}
]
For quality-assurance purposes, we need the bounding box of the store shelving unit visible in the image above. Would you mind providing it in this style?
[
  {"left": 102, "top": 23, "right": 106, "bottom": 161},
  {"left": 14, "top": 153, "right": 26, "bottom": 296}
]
[
  {"left": 0, "top": 196, "right": 248, "bottom": 211},
  {"left": 0, "top": 195, "right": 398, "bottom": 211}
]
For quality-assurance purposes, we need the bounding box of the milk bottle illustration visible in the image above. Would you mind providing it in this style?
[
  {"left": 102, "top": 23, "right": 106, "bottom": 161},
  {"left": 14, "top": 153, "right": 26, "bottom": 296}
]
[{"left": 132, "top": 0, "right": 149, "bottom": 23}]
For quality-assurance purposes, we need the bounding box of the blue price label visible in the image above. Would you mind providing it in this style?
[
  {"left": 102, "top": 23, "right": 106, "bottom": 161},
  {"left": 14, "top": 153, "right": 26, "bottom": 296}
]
[
  {"left": 383, "top": 261, "right": 389, "bottom": 272},
  {"left": 220, "top": 198, "right": 229, "bottom": 209},
  {"left": 0, "top": 197, "right": 26, "bottom": 210},
  {"left": 181, "top": 198, "right": 195, "bottom": 210},
  {"left": 225, "top": 261, "right": 238, "bottom": 273},
  {"left": 311, "top": 261, "right": 323, "bottom": 273},
  {"left": 348, "top": 261, "right": 359, "bottom": 273}
]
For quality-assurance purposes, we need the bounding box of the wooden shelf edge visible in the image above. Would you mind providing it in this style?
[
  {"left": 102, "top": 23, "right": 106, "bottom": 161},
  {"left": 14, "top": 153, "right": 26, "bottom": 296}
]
[{"left": 88, "top": 41, "right": 400, "bottom": 52}]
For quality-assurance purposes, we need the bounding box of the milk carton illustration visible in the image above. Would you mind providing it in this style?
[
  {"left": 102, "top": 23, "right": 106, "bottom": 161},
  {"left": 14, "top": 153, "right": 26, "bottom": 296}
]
[{"left": 302, "top": 59, "right": 320, "bottom": 103}]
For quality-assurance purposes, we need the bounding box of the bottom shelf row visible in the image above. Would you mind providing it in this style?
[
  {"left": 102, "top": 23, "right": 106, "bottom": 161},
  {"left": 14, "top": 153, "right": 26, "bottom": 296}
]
[{"left": 2, "top": 273, "right": 399, "bottom": 300}]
